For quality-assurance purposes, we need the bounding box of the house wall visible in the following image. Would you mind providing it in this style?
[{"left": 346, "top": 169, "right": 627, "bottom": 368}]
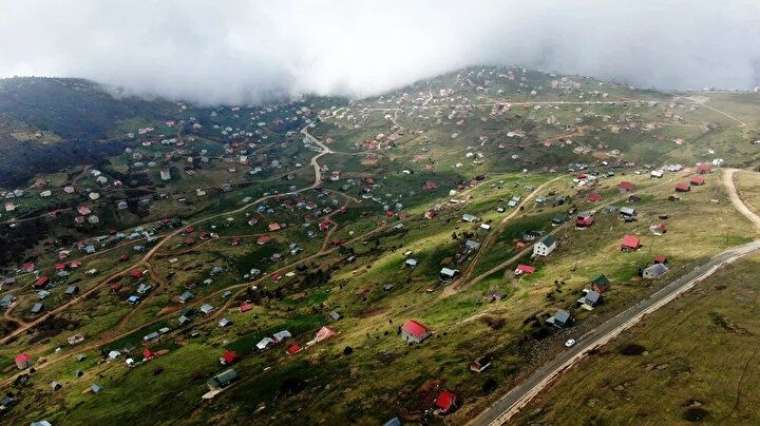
[
  {"left": 533, "top": 242, "right": 557, "bottom": 256},
  {"left": 401, "top": 330, "right": 426, "bottom": 344}
]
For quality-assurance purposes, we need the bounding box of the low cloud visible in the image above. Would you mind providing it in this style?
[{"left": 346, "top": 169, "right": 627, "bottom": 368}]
[{"left": 1, "top": 0, "right": 759, "bottom": 105}]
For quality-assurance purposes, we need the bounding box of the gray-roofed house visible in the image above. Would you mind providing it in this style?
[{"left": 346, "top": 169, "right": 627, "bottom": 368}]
[
  {"left": 90, "top": 384, "right": 102, "bottom": 394},
  {"left": 273, "top": 330, "right": 292, "bottom": 343},
  {"left": 404, "top": 258, "right": 418, "bottom": 268},
  {"left": 64, "top": 285, "right": 79, "bottom": 296},
  {"left": 200, "top": 304, "right": 215, "bottom": 315},
  {"left": 578, "top": 290, "right": 602, "bottom": 308},
  {"left": 440, "top": 267, "right": 459, "bottom": 280},
  {"left": 31, "top": 303, "right": 44, "bottom": 314},
  {"left": 547, "top": 309, "right": 572, "bottom": 328},
  {"left": 533, "top": 235, "right": 557, "bottom": 257},
  {"left": 256, "top": 337, "right": 275, "bottom": 350},
  {"left": 643, "top": 263, "right": 669, "bottom": 279},
  {"left": 462, "top": 213, "right": 478, "bottom": 223},
  {"left": 143, "top": 332, "right": 160, "bottom": 342},
  {"left": 384, "top": 418, "right": 402, "bottom": 426},
  {"left": 464, "top": 239, "right": 481, "bottom": 252},
  {"left": 0, "top": 294, "right": 16, "bottom": 309},
  {"left": 178, "top": 314, "right": 191, "bottom": 326},
  {"left": 619, "top": 207, "right": 636, "bottom": 217},
  {"left": 207, "top": 368, "right": 239, "bottom": 390},
  {"left": 329, "top": 310, "right": 341, "bottom": 321},
  {"left": 178, "top": 291, "right": 194, "bottom": 304}
]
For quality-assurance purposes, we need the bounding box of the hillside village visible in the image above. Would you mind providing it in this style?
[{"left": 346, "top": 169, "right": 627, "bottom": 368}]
[{"left": 0, "top": 66, "right": 759, "bottom": 425}]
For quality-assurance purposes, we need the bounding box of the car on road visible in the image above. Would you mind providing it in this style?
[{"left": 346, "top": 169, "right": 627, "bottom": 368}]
[{"left": 564, "top": 338, "right": 576, "bottom": 348}]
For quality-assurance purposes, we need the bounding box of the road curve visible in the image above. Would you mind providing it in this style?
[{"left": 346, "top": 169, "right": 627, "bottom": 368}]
[
  {"left": 723, "top": 168, "right": 760, "bottom": 231},
  {"left": 469, "top": 168, "right": 760, "bottom": 426}
]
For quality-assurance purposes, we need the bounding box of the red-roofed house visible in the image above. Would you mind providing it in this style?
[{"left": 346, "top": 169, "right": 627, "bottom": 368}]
[
  {"left": 401, "top": 320, "right": 430, "bottom": 344},
  {"left": 34, "top": 276, "right": 49, "bottom": 289},
  {"left": 435, "top": 390, "right": 457, "bottom": 414},
  {"left": 240, "top": 302, "right": 253, "bottom": 313},
  {"left": 20, "top": 262, "right": 35, "bottom": 273},
  {"left": 621, "top": 235, "right": 641, "bottom": 251},
  {"left": 514, "top": 264, "right": 536, "bottom": 275},
  {"left": 143, "top": 347, "right": 155, "bottom": 361},
  {"left": 15, "top": 353, "right": 32, "bottom": 369},
  {"left": 129, "top": 269, "right": 144, "bottom": 279},
  {"left": 69, "top": 260, "right": 82, "bottom": 269},
  {"left": 286, "top": 343, "right": 302, "bottom": 355},
  {"left": 220, "top": 350, "right": 239, "bottom": 365},
  {"left": 55, "top": 263, "right": 66, "bottom": 271},
  {"left": 312, "top": 326, "right": 336, "bottom": 344},
  {"left": 675, "top": 182, "right": 691, "bottom": 192},
  {"left": 576, "top": 215, "right": 594, "bottom": 228},
  {"left": 587, "top": 192, "right": 602, "bottom": 202},
  {"left": 77, "top": 205, "right": 92, "bottom": 216},
  {"left": 690, "top": 175, "right": 705, "bottom": 186},
  {"left": 268, "top": 223, "right": 283, "bottom": 232},
  {"left": 654, "top": 255, "right": 668, "bottom": 264},
  {"left": 696, "top": 163, "right": 713, "bottom": 174},
  {"left": 618, "top": 181, "right": 636, "bottom": 193},
  {"left": 256, "top": 235, "right": 272, "bottom": 246}
]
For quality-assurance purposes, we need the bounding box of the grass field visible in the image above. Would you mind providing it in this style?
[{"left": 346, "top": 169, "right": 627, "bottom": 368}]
[{"left": 516, "top": 252, "right": 760, "bottom": 426}]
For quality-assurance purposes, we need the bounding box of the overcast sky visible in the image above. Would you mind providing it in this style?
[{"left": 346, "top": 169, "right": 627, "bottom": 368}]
[{"left": 1, "top": 1, "right": 760, "bottom": 105}]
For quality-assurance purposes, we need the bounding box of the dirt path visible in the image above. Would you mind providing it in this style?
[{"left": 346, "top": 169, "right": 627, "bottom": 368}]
[
  {"left": 682, "top": 96, "right": 747, "bottom": 128},
  {"left": 444, "top": 175, "right": 566, "bottom": 296},
  {"left": 723, "top": 168, "right": 760, "bottom": 231}
]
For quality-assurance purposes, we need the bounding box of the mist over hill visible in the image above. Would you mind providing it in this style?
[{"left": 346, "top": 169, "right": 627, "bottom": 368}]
[{"left": 2, "top": 1, "right": 760, "bottom": 105}]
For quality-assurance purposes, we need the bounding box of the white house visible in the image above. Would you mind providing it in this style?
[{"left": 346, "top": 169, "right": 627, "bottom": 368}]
[
  {"left": 440, "top": 267, "right": 459, "bottom": 280},
  {"left": 533, "top": 235, "right": 557, "bottom": 257},
  {"left": 462, "top": 213, "right": 478, "bottom": 223}
]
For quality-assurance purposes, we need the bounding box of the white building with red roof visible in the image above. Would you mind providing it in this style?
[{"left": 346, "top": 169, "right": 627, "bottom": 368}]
[{"left": 401, "top": 320, "right": 430, "bottom": 344}]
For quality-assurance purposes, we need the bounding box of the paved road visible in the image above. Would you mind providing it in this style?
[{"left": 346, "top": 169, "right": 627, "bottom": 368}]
[{"left": 468, "top": 240, "right": 760, "bottom": 426}]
